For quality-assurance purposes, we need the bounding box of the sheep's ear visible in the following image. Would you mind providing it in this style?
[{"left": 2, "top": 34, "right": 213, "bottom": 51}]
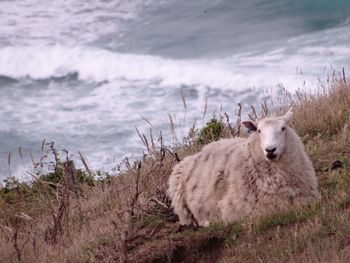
[
  {"left": 283, "top": 107, "right": 293, "bottom": 123},
  {"left": 242, "top": 121, "right": 257, "bottom": 132}
]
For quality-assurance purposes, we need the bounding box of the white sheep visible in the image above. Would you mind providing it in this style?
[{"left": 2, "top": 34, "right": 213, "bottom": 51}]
[{"left": 167, "top": 108, "right": 319, "bottom": 226}]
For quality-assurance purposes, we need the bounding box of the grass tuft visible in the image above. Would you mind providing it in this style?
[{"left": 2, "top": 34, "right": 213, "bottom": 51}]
[{"left": 252, "top": 205, "right": 321, "bottom": 235}]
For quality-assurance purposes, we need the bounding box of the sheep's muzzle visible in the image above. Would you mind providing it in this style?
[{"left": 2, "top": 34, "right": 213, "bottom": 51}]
[{"left": 266, "top": 153, "right": 277, "bottom": 160}]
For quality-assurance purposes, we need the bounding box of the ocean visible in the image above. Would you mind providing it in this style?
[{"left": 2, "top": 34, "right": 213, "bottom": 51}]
[{"left": 1, "top": 0, "right": 350, "bottom": 180}]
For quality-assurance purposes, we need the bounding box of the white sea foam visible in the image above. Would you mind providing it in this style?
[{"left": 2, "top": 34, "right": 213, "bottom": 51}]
[
  {"left": 1, "top": 36, "right": 349, "bottom": 95},
  {"left": 0, "top": 0, "right": 163, "bottom": 46}
]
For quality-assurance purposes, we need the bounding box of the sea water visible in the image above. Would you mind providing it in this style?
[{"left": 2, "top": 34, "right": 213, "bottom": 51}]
[{"left": 1, "top": 0, "right": 350, "bottom": 180}]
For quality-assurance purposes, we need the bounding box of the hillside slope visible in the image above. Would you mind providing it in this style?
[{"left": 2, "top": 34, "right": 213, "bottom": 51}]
[{"left": 1, "top": 76, "right": 350, "bottom": 262}]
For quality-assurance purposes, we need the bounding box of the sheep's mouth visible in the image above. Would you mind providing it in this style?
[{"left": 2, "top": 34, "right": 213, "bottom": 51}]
[{"left": 266, "top": 153, "right": 277, "bottom": 160}]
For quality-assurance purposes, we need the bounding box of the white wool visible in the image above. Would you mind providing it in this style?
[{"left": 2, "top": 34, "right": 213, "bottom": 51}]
[{"left": 167, "top": 110, "right": 319, "bottom": 226}]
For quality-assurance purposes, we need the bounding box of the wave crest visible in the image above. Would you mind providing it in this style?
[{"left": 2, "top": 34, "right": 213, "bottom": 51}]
[{"left": 0, "top": 45, "right": 250, "bottom": 89}]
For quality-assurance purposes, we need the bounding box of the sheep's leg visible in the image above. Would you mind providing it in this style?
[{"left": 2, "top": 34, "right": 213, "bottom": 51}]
[
  {"left": 168, "top": 166, "right": 197, "bottom": 226},
  {"left": 171, "top": 187, "right": 196, "bottom": 226},
  {"left": 201, "top": 220, "right": 211, "bottom": 227}
]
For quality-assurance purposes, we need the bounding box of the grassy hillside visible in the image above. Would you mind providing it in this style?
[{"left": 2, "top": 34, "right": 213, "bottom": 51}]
[{"left": 1, "top": 75, "right": 350, "bottom": 262}]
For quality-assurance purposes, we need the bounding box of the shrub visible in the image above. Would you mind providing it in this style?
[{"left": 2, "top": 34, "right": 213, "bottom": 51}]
[{"left": 196, "top": 117, "right": 225, "bottom": 144}]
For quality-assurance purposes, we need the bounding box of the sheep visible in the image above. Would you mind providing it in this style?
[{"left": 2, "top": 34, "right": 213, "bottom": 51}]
[{"left": 167, "top": 108, "right": 319, "bottom": 227}]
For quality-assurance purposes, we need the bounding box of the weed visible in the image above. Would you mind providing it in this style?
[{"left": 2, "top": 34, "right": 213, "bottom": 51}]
[{"left": 196, "top": 117, "right": 225, "bottom": 144}]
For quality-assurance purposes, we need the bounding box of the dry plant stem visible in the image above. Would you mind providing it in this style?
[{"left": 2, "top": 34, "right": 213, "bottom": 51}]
[
  {"left": 112, "top": 220, "right": 128, "bottom": 263},
  {"left": 63, "top": 161, "right": 83, "bottom": 229},
  {"left": 141, "top": 115, "right": 153, "bottom": 127},
  {"left": 8, "top": 153, "right": 11, "bottom": 177},
  {"left": 41, "top": 138, "right": 46, "bottom": 152},
  {"left": 235, "top": 102, "right": 242, "bottom": 136},
  {"left": 64, "top": 160, "right": 79, "bottom": 197},
  {"left": 224, "top": 113, "right": 235, "bottom": 138},
  {"left": 135, "top": 126, "right": 147, "bottom": 148},
  {"left": 42, "top": 161, "right": 82, "bottom": 243},
  {"left": 249, "top": 105, "right": 258, "bottom": 121},
  {"left": 149, "top": 128, "right": 156, "bottom": 153},
  {"left": 150, "top": 197, "right": 169, "bottom": 209},
  {"left": 78, "top": 151, "right": 93, "bottom": 178},
  {"left": 262, "top": 100, "right": 269, "bottom": 117},
  {"left": 168, "top": 113, "right": 178, "bottom": 142},
  {"left": 202, "top": 97, "right": 208, "bottom": 120},
  {"left": 142, "top": 134, "right": 150, "bottom": 153},
  {"left": 18, "top": 147, "right": 23, "bottom": 160},
  {"left": 12, "top": 225, "right": 21, "bottom": 262},
  {"left": 164, "top": 148, "right": 180, "bottom": 162},
  {"left": 130, "top": 162, "right": 142, "bottom": 217},
  {"left": 29, "top": 150, "right": 38, "bottom": 168},
  {"left": 180, "top": 88, "right": 187, "bottom": 111}
]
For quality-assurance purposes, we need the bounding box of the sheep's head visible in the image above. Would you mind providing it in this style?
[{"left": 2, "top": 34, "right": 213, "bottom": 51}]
[{"left": 242, "top": 108, "right": 293, "bottom": 162}]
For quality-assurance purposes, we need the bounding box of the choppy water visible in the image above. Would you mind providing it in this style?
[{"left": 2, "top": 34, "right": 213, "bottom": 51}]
[{"left": 1, "top": 0, "right": 350, "bottom": 180}]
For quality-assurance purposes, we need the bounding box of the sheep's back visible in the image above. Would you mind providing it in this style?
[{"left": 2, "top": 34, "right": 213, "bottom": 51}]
[{"left": 179, "top": 138, "right": 248, "bottom": 224}]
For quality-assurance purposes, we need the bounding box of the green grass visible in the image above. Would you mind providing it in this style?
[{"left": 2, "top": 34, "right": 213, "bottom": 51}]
[{"left": 252, "top": 205, "right": 321, "bottom": 235}]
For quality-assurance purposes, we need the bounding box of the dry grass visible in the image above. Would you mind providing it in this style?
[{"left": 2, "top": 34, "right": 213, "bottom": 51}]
[
  {"left": 290, "top": 77, "right": 350, "bottom": 140},
  {"left": 1, "top": 76, "right": 350, "bottom": 262}
]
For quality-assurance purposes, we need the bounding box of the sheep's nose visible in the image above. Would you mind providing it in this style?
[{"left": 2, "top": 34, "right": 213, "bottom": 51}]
[{"left": 265, "top": 147, "right": 276, "bottom": 153}]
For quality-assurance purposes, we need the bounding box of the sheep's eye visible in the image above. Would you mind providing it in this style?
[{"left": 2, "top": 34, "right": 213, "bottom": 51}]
[
  {"left": 258, "top": 129, "right": 261, "bottom": 133},
  {"left": 282, "top": 127, "right": 286, "bottom": 131}
]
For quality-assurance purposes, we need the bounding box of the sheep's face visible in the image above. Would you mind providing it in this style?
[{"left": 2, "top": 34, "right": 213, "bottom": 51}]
[
  {"left": 243, "top": 108, "right": 293, "bottom": 162},
  {"left": 256, "top": 119, "right": 287, "bottom": 161}
]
